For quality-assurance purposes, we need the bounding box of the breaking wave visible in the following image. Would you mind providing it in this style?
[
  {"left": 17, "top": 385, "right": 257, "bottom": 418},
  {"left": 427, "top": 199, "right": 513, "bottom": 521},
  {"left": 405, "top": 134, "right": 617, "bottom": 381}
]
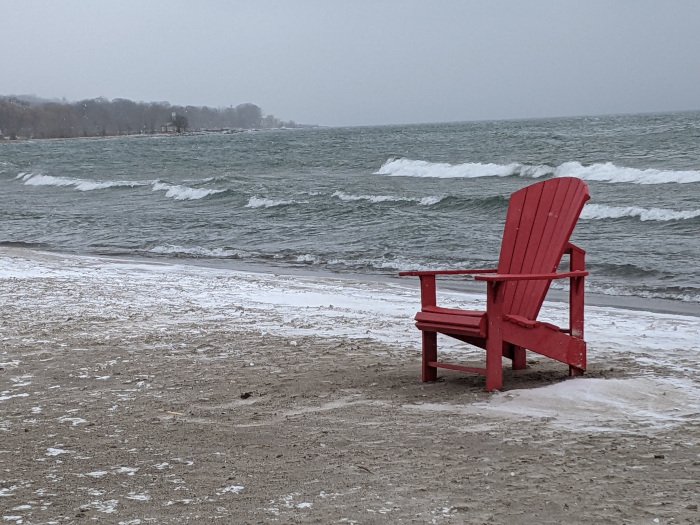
[
  {"left": 332, "top": 191, "right": 445, "bottom": 206},
  {"left": 245, "top": 196, "right": 297, "bottom": 208},
  {"left": 147, "top": 245, "right": 242, "bottom": 258},
  {"left": 376, "top": 158, "right": 700, "bottom": 184},
  {"left": 17, "top": 172, "right": 149, "bottom": 191},
  {"left": 16, "top": 172, "right": 225, "bottom": 200},
  {"left": 581, "top": 204, "right": 700, "bottom": 222},
  {"left": 151, "top": 182, "right": 226, "bottom": 200},
  {"left": 585, "top": 283, "right": 700, "bottom": 304},
  {"left": 554, "top": 162, "right": 700, "bottom": 184},
  {"left": 375, "top": 158, "right": 553, "bottom": 179}
]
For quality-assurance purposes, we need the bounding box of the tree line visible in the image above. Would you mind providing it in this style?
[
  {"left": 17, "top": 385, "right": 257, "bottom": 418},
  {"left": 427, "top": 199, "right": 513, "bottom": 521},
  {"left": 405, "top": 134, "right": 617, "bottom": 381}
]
[{"left": 0, "top": 96, "right": 298, "bottom": 139}]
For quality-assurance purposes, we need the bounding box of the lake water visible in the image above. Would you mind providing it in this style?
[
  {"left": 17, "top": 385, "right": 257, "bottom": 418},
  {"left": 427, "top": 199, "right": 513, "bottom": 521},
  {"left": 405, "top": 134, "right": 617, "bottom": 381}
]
[{"left": 2, "top": 111, "right": 699, "bottom": 308}]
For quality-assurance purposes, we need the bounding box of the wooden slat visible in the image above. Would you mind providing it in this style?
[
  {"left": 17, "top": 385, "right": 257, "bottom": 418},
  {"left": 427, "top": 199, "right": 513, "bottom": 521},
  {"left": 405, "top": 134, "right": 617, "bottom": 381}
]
[
  {"left": 513, "top": 178, "right": 572, "bottom": 317},
  {"left": 525, "top": 178, "right": 589, "bottom": 319},
  {"left": 498, "top": 178, "right": 589, "bottom": 320},
  {"left": 501, "top": 182, "right": 544, "bottom": 311},
  {"left": 508, "top": 179, "right": 553, "bottom": 315},
  {"left": 431, "top": 362, "right": 487, "bottom": 376}
]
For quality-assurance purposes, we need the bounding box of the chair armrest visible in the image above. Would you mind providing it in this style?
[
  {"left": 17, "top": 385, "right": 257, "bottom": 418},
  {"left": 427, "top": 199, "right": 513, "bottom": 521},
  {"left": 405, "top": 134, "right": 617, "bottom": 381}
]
[
  {"left": 474, "top": 270, "right": 588, "bottom": 282},
  {"left": 398, "top": 268, "right": 497, "bottom": 277}
]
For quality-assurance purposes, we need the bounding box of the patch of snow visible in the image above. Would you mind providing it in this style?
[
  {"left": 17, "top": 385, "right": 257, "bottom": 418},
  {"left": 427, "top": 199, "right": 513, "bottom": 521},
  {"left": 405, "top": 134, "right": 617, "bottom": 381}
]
[
  {"left": 406, "top": 377, "right": 700, "bottom": 433},
  {"left": 9, "top": 375, "right": 32, "bottom": 387},
  {"left": 81, "top": 500, "right": 118, "bottom": 514},
  {"left": 58, "top": 416, "right": 87, "bottom": 426},
  {"left": 45, "top": 448, "right": 70, "bottom": 456},
  {"left": 126, "top": 492, "right": 150, "bottom": 501},
  {"left": 0, "top": 486, "right": 18, "bottom": 497},
  {"left": 114, "top": 466, "right": 139, "bottom": 475},
  {"left": 85, "top": 471, "right": 109, "bottom": 478},
  {"left": 217, "top": 485, "right": 244, "bottom": 495},
  {"left": 0, "top": 393, "right": 29, "bottom": 402}
]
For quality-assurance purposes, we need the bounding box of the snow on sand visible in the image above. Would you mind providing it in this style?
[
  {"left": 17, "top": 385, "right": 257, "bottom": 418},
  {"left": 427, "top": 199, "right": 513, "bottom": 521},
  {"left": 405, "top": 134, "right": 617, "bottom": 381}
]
[{"left": 1, "top": 246, "right": 699, "bottom": 430}]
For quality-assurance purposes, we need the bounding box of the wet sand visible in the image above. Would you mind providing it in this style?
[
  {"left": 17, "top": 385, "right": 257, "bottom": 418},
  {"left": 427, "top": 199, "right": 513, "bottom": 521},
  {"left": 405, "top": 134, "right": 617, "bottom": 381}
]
[{"left": 1, "top": 248, "right": 698, "bottom": 524}]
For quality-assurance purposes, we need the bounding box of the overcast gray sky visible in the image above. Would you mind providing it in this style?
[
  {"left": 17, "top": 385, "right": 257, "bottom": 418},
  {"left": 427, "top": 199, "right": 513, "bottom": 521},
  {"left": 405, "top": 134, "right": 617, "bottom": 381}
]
[{"left": 2, "top": 0, "right": 699, "bottom": 126}]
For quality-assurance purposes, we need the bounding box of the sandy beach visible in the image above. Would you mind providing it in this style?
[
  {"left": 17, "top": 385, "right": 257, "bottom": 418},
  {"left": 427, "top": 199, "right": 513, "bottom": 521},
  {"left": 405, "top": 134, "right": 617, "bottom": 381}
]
[{"left": 1, "top": 247, "right": 698, "bottom": 524}]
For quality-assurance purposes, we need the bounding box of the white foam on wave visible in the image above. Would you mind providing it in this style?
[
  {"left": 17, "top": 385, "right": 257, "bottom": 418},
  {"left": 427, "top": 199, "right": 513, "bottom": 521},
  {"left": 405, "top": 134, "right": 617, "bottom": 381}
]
[
  {"left": 151, "top": 182, "right": 225, "bottom": 201},
  {"left": 417, "top": 195, "right": 445, "bottom": 206},
  {"left": 376, "top": 158, "right": 700, "bottom": 184},
  {"left": 332, "top": 190, "right": 444, "bottom": 206},
  {"left": 585, "top": 283, "right": 700, "bottom": 304},
  {"left": 295, "top": 254, "right": 322, "bottom": 264},
  {"left": 148, "top": 245, "right": 241, "bottom": 258},
  {"left": 245, "top": 196, "right": 296, "bottom": 208},
  {"left": 17, "top": 172, "right": 148, "bottom": 191},
  {"left": 375, "top": 158, "right": 553, "bottom": 179},
  {"left": 554, "top": 161, "right": 700, "bottom": 184},
  {"left": 581, "top": 203, "right": 700, "bottom": 222}
]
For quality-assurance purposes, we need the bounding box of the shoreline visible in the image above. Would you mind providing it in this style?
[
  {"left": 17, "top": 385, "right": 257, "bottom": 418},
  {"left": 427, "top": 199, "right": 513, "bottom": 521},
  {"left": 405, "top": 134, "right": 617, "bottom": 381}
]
[
  {"left": 4, "top": 245, "right": 697, "bottom": 318},
  {"left": 182, "top": 255, "right": 700, "bottom": 318}
]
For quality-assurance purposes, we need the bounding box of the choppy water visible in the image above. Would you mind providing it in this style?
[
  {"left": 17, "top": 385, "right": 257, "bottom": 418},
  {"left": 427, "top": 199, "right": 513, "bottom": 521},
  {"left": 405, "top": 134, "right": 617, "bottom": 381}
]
[{"left": 2, "top": 111, "right": 700, "bottom": 305}]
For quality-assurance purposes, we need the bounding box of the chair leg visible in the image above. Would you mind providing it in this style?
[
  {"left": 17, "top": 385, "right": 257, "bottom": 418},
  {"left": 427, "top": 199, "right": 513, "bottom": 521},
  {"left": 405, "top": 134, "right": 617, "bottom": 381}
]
[
  {"left": 485, "top": 335, "right": 503, "bottom": 391},
  {"left": 512, "top": 346, "right": 527, "bottom": 370},
  {"left": 569, "top": 365, "right": 584, "bottom": 377},
  {"left": 422, "top": 331, "right": 438, "bottom": 382}
]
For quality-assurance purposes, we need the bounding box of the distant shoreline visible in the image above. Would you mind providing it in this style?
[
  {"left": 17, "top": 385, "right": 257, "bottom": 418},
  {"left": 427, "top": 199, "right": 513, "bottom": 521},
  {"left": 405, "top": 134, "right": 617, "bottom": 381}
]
[{"left": 0, "top": 127, "right": 309, "bottom": 144}]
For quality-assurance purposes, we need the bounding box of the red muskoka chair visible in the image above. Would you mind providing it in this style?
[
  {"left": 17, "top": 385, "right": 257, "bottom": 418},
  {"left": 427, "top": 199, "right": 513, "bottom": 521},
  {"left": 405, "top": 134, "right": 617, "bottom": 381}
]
[{"left": 399, "top": 177, "right": 590, "bottom": 391}]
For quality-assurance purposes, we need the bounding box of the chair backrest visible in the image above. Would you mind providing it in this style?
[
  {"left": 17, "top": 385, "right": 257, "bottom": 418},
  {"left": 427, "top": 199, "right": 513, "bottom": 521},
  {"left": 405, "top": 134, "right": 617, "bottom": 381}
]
[{"left": 497, "top": 177, "right": 590, "bottom": 320}]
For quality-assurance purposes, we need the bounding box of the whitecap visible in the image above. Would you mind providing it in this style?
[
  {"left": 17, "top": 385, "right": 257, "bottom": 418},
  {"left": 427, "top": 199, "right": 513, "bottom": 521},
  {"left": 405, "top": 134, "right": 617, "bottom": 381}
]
[
  {"left": 554, "top": 161, "right": 700, "bottom": 184},
  {"left": 245, "top": 196, "right": 295, "bottom": 208},
  {"left": 418, "top": 195, "right": 446, "bottom": 206},
  {"left": 375, "top": 158, "right": 552, "bottom": 179},
  {"left": 332, "top": 191, "right": 408, "bottom": 203},
  {"left": 296, "top": 254, "right": 322, "bottom": 264},
  {"left": 151, "top": 181, "right": 225, "bottom": 200},
  {"left": 332, "top": 190, "right": 442, "bottom": 205},
  {"left": 581, "top": 204, "right": 700, "bottom": 222},
  {"left": 148, "top": 245, "right": 241, "bottom": 258},
  {"left": 18, "top": 172, "right": 149, "bottom": 191},
  {"left": 19, "top": 173, "right": 79, "bottom": 187}
]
